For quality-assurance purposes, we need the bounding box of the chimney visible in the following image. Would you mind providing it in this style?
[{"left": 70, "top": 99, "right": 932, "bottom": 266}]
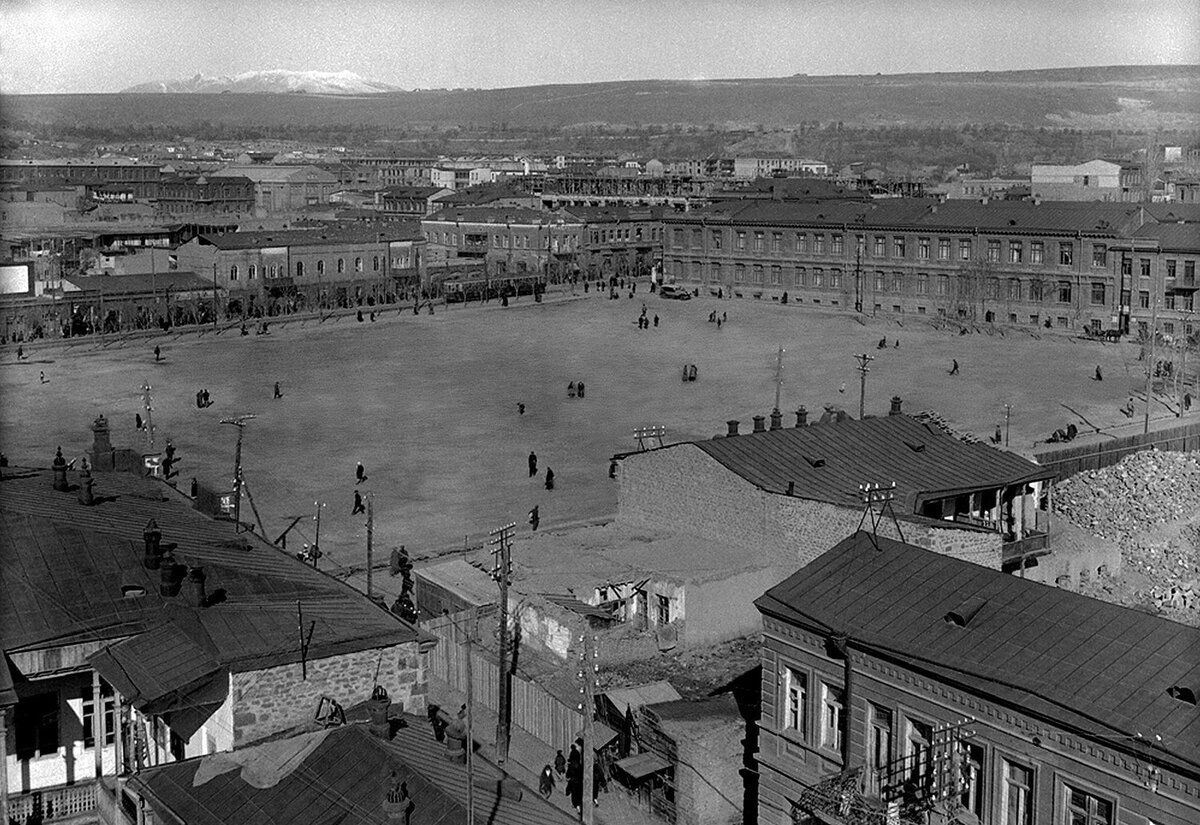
[
  {"left": 159, "top": 551, "right": 182, "bottom": 597},
  {"left": 726, "top": 420, "right": 740, "bottom": 437},
  {"left": 184, "top": 566, "right": 207, "bottom": 608},
  {"left": 752, "top": 415, "right": 766, "bottom": 433},
  {"left": 52, "top": 446, "right": 69, "bottom": 491},
  {"left": 889, "top": 396, "right": 903, "bottom": 416},
  {"left": 78, "top": 464, "right": 95, "bottom": 506},
  {"left": 787, "top": 481, "right": 795, "bottom": 496},
  {"left": 795, "top": 407, "right": 808, "bottom": 427},
  {"left": 769, "top": 409, "right": 783, "bottom": 431},
  {"left": 143, "top": 519, "right": 163, "bottom": 569},
  {"left": 91, "top": 414, "right": 112, "bottom": 457}
]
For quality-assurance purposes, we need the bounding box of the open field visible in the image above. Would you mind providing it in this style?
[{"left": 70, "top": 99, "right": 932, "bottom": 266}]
[{"left": 1, "top": 289, "right": 1187, "bottom": 573}]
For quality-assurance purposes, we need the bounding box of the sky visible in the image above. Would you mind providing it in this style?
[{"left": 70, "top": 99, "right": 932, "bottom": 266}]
[{"left": 0, "top": 0, "right": 1197, "bottom": 94}]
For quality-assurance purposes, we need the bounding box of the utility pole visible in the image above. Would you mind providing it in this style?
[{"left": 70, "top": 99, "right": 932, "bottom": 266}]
[
  {"left": 1144, "top": 257, "right": 1159, "bottom": 435},
  {"left": 1004, "top": 403, "right": 1012, "bottom": 447},
  {"left": 140, "top": 380, "right": 156, "bottom": 449},
  {"left": 578, "top": 632, "right": 599, "bottom": 825},
  {"left": 220, "top": 415, "right": 256, "bottom": 531},
  {"left": 489, "top": 521, "right": 516, "bottom": 763},
  {"left": 854, "top": 240, "right": 863, "bottom": 313},
  {"left": 365, "top": 493, "right": 374, "bottom": 599},
  {"left": 463, "top": 609, "right": 478, "bottom": 825},
  {"left": 772, "top": 346, "right": 785, "bottom": 418},
  {"left": 854, "top": 353, "right": 874, "bottom": 420},
  {"left": 312, "top": 501, "right": 325, "bottom": 568}
]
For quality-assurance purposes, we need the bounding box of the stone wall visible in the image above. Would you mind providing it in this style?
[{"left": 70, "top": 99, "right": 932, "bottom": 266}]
[
  {"left": 230, "top": 641, "right": 426, "bottom": 747},
  {"left": 617, "top": 443, "right": 1003, "bottom": 570}
]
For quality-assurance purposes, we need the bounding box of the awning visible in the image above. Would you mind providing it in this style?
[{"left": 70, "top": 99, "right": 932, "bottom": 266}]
[{"left": 615, "top": 752, "right": 670, "bottom": 780}]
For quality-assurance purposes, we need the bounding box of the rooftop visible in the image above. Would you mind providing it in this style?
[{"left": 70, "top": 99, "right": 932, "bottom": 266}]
[
  {"left": 626, "top": 414, "right": 1053, "bottom": 513},
  {"left": 424, "top": 206, "right": 580, "bottom": 226},
  {"left": 63, "top": 272, "right": 213, "bottom": 295},
  {"left": 209, "top": 165, "right": 338, "bottom": 183},
  {"left": 198, "top": 223, "right": 423, "bottom": 250},
  {"left": 756, "top": 531, "right": 1200, "bottom": 772}
]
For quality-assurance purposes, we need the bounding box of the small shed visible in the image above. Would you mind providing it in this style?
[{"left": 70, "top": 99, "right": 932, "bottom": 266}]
[{"left": 414, "top": 558, "right": 497, "bottom": 621}]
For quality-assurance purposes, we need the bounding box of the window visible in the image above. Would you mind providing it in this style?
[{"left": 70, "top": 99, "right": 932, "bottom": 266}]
[
  {"left": 656, "top": 594, "right": 671, "bottom": 625},
  {"left": 796, "top": 233, "right": 808, "bottom": 253},
  {"left": 905, "top": 719, "right": 932, "bottom": 790},
  {"left": 814, "top": 234, "right": 826, "bottom": 254},
  {"left": 937, "top": 275, "right": 949, "bottom": 296},
  {"left": 813, "top": 268, "right": 824, "bottom": 287},
  {"left": 691, "top": 261, "right": 702, "bottom": 283},
  {"left": 711, "top": 263, "right": 721, "bottom": 283},
  {"left": 959, "top": 743, "right": 985, "bottom": 820},
  {"left": 355, "top": 257, "right": 363, "bottom": 272},
  {"left": 672, "top": 228, "right": 684, "bottom": 249},
  {"left": 916, "top": 273, "right": 928, "bottom": 294},
  {"left": 1031, "top": 241, "right": 1044, "bottom": 264},
  {"left": 229, "top": 264, "right": 238, "bottom": 281},
  {"left": 794, "top": 266, "right": 805, "bottom": 286},
  {"left": 830, "top": 269, "right": 842, "bottom": 288},
  {"left": 753, "top": 231, "right": 764, "bottom": 251},
  {"left": 1140, "top": 258, "right": 1151, "bottom": 278},
  {"left": 734, "top": 264, "right": 745, "bottom": 283},
  {"left": 295, "top": 261, "right": 305, "bottom": 278},
  {"left": 82, "top": 682, "right": 116, "bottom": 748},
  {"left": 1029, "top": 279, "right": 1043, "bottom": 301},
  {"left": 1001, "top": 760, "right": 1034, "bottom": 825},
  {"left": 1008, "top": 278, "right": 1022, "bottom": 300},
  {"left": 866, "top": 704, "right": 892, "bottom": 796},
  {"left": 16, "top": 692, "right": 59, "bottom": 758},
  {"left": 711, "top": 230, "right": 722, "bottom": 250},
  {"left": 772, "top": 232, "right": 783, "bottom": 252},
  {"left": 959, "top": 239, "right": 972, "bottom": 261},
  {"left": 831, "top": 234, "right": 844, "bottom": 255},
  {"left": 873, "top": 236, "right": 886, "bottom": 257},
  {"left": 874, "top": 272, "right": 886, "bottom": 291},
  {"left": 372, "top": 256, "right": 380, "bottom": 271},
  {"left": 691, "top": 229, "right": 702, "bottom": 249},
  {"left": 770, "top": 265, "right": 782, "bottom": 285},
  {"left": 1057, "top": 281, "right": 1072, "bottom": 303},
  {"left": 783, "top": 667, "right": 807, "bottom": 737},
  {"left": 1164, "top": 293, "right": 1176, "bottom": 310},
  {"left": 1186, "top": 261, "right": 1196, "bottom": 284},
  {"left": 893, "top": 236, "right": 906, "bottom": 258},
  {"left": 735, "top": 231, "right": 746, "bottom": 250},
  {"left": 891, "top": 272, "right": 903, "bottom": 293},
  {"left": 938, "top": 238, "right": 951, "bottom": 260},
  {"left": 1060, "top": 242, "right": 1074, "bottom": 266},
  {"left": 316, "top": 260, "right": 325, "bottom": 276},
  {"left": 1093, "top": 245, "right": 1107, "bottom": 267},
  {"left": 820, "top": 684, "right": 843, "bottom": 752},
  {"left": 1009, "top": 241, "right": 1023, "bottom": 263},
  {"left": 1090, "top": 282, "right": 1106, "bottom": 305},
  {"left": 918, "top": 237, "right": 930, "bottom": 260},
  {"left": 1139, "top": 290, "right": 1150, "bottom": 309},
  {"left": 752, "top": 265, "right": 764, "bottom": 285},
  {"left": 1065, "top": 785, "right": 1113, "bottom": 825},
  {"left": 987, "top": 239, "right": 1001, "bottom": 262},
  {"left": 986, "top": 277, "right": 1000, "bottom": 299}
]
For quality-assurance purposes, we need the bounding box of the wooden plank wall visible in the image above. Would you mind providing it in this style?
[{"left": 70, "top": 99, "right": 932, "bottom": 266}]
[{"left": 1034, "top": 420, "right": 1200, "bottom": 481}]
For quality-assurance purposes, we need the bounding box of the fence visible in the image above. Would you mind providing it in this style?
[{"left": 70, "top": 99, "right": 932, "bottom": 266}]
[
  {"left": 1034, "top": 420, "right": 1200, "bottom": 480},
  {"left": 424, "top": 611, "right": 584, "bottom": 753}
]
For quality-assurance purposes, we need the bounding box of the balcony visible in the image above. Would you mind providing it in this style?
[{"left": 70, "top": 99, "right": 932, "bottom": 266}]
[
  {"left": 7, "top": 780, "right": 98, "bottom": 825},
  {"left": 1002, "top": 530, "right": 1051, "bottom": 565}
]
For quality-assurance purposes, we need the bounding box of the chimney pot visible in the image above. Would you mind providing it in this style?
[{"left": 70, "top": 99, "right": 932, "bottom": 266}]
[
  {"left": 795, "top": 407, "right": 808, "bottom": 427},
  {"left": 78, "top": 465, "right": 95, "bottom": 506},
  {"left": 159, "top": 551, "right": 181, "bottom": 597},
  {"left": 787, "top": 481, "right": 795, "bottom": 496},
  {"left": 752, "top": 415, "right": 766, "bottom": 433},
  {"left": 143, "top": 519, "right": 163, "bottom": 569},
  {"left": 52, "top": 446, "right": 69, "bottom": 491},
  {"left": 726, "top": 419, "right": 740, "bottom": 437},
  {"left": 184, "top": 566, "right": 207, "bottom": 608},
  {"left": 769, "top": 409, "right": 783, "bottom": 430},
  {"left": 889, "top": 396, "right": 903, "bottom": 416}
]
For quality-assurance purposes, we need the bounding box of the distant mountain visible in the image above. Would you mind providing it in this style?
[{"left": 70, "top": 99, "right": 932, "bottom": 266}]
[{"left": 121, "top": 70, "right": 403, "bottom": 95}]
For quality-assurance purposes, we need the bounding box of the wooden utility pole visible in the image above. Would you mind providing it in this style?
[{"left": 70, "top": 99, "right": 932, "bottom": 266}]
[
  {"left": 463, "top": 609, "right": 479, "bottom": 825},
  {"left": 220, "top": 416, "right": 256, "bottom": 531},
  {"left": 365, "top": 493, "right": 374, "bottom": 599},
  {"left": 1144, "top": 256, "right": 1159, "bottom": 435},
  {"left": 854, "top": 353, "right": 874, "bottom": 420},
  {"left": 140, "top": 380, "right": 156, "bottom": 449},
  {"left": 489, "top": 522, "right": 516, "bottom": 763},
  {"left": 772, "top": 346, "right": 785, "bottom": 417},
  {"left": 579, "top": 633, "right": 598, "bottom": 824}
]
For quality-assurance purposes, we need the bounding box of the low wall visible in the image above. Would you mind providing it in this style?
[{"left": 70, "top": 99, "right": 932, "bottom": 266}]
[{"left": 1035, "top": 420, "right": 1200, "bottom": 480}]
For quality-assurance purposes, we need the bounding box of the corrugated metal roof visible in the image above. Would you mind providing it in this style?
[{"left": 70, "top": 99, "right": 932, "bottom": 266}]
[
  {"left": 200, "top": 223, "right": 422, "bottom": 250},
  {"left": 678, "top": 414, "right": 1052, "bottom": 512},
  {"left": 756, "top": 532, "right": 1200, "bottom": 771},
  {"left": 64, "top": 272, "right": 213, "bottom": 295},
  {"left": 602, "top": 681, "right": 682, "bottom": 716},
  {"left": 415, "top": 558, "right": 498, "bottom": 607},
  {"left": 540, "top": 593, "right": 615, "bottom": 621},
  {"left": 210, "top": 165, "right": 338, "bottom": 184},
  {"left": 425, "top": 206, "right": 580, "bottom": 225}
]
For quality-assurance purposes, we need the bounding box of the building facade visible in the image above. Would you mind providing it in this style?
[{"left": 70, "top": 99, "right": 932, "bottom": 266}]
[
  {"left": 566, "top": 205, "right": 667, "bottom": 280},
  {"left": 155, "top": 175, "right": 255, "bottom": 216},
  {"left": 755, "top": 532, "right": 1200, "bottom": 825},
  {"left": 660, "top": 199, "right": 1200, "bottom": 335},
  {"left": 421, "top": 206, "right": 584, "bottom": 280},
  {"left": 0, "top": 160, "right": 162, "bottom": 200},
  {"left": 208, "top": 165, "right": 337, "bottom": 214}
]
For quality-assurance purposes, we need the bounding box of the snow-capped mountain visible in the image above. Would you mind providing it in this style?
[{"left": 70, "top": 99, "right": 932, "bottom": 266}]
[{"left": 121, "top": 70, "right": 403, "bottom": 95}]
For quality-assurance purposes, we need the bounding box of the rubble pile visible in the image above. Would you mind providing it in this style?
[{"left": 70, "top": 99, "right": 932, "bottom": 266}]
[
  {"left": 911, "top": 410, "right": 982, "bottom": 444},
  {"left": 1054, "top": 450, "right": 1200, "bottom": 542}
]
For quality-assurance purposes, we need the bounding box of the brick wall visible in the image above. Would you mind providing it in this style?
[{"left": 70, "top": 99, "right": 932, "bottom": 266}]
[
  {"left": 617, "top": 444, "right": 1002, "bottom": 570},
  {"left": 230, "top": 641, "right": 426, "bottom": 747}
]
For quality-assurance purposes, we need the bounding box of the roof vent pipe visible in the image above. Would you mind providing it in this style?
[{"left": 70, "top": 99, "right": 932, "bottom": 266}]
[
  {"left": 795, "top": 407, "right": 808, "bottom": 427},
  {"left": 78, "top": 464, "right": 95, "bottom": 506},
  {"left": 184, "top": 566, "right": 207, "bottom": 608},
  {"left": 143, "top": 520, "right": 163, "bottom": 569},
  {"left": 726, "top": 420, "right": 740, "bottom": 437},
  {"left": 769, "top": 409, "right": 783, "bottom": 430},
  {"left": 752, "top": 415, "right": 766, "bottom": 433},
  {"left": 159, "top": 551, "right": 182, "bottom": 597},
  {"left": 52, "top": 446, "right": 69, "bottom": 492},
  {"left": 889, "top": 396, "right": 903, "bottom": 416}
]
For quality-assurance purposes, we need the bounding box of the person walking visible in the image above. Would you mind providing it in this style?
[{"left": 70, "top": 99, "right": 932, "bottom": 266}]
[
  {"left": 356, "top": 462, "right": 368, "bottom": 485},
  {"left": 545, "top": 468, "right": 555, "bottom": 490},
  {"left": 154, "top": 345, "right": 161, "bottom": 362},
  {"left": 949, "top": 359, "right": 960, "bottom": 376},
  {"left": 1094, "top": 365, "right": 1103, "bottom": 381},
  {"left": 16, "top": 345, "right": 24, "bottom": 360},
  {"left": 352, "top": 490, "right": 366, "bottom": 515},
  {"left": 529, "top": 505, "right": 540, "bottom": 531},
  {"left": 528, "top": 451, "right": 538, "bottom": 478},
  {"left": 539, "top": 765, "right": 555, "bottom": 798},
  {"left": 554, "top": 749, "right": 567, "bottom": 777},
  {"left": 274, "top": 381, "right": 283, "bottom": 399}
]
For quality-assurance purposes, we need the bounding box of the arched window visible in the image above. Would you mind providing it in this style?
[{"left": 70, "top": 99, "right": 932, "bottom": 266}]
[
  {"left": 230, "top": 265, "right": 239, "bottom": 281},
  {"left": 248, "top": 265, "right": 257, "bottom": 279},
  {"left": 296, "top": 261, "right": 305, "bottom": 278},
  {"left": 316, "top": 260, "right": 325, "bottom": 276},
  {"left": 373, "top": 256, "right": 379, "bottom": 271},
  {"left": 355, "top": 257, "right": 362, "bottom": 272},
  {"left": 337, "top": 258, "right": 345, "bottom": 274}
]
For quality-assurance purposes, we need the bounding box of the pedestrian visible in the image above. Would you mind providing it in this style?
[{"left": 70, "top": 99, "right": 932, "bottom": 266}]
[
  {"left": 528, "top": 451, "right": 538, "bottom": 478},
  {"left": 716, "top": 318, "right": 722, "bottom": 329},
  {"left": 593, "top": 760, "right": 605, "bottom": 807},
  {"left": 202, "top": 389, "right": 211, "bottom": 407},
  {"left": 722, "top": 311, "right": 727, "bottom": 322},
  {"left": 683, "top": 364, "right": 690, "bottom": 382},
  {"left": 894, "top": 339, "right": 900, "bottom": 348},
  {"left": 274, "top": 381, "right": 282, "bottom": 399},
  {"left": 196, "top": 389, "right": 204, "bottom": 409},
  {"left": 352, "top": 490, "right": 366, "bottom": 515},
  {"left": 154, "top": 345, "right": 161, "bottom": 361},
  {"left": 357, "top": 310, "right": 364, "bottom": 323},
  {"left": 568, "top": 381, "right": 576, "bottom": 398},
  {"left": 16, "top": 345, "right": 23, "bottom": 360},
  {"left": 949, "top": 359, "right": 960, "bottom": 376},
  {"left": 653, "top": 314, "right": 659, "bottom": 327},
  {"left": 1094, "top": 365, "right": 1103, "bottom": 381},
  {"left": 554, "top": 749, "right": 566, "bottom": 776},
  {"left": 135, "top": 413, "right": 143, "bottom": 431},
  {"left": 539, "top": 765, "right": 555, "bottom": 798},
  {"left": 356, "top": 462, "right": 368, "bottom": 484},
  {"left": 529, "top": 505, "right": 540, "bottom": 531},
  {"left": 994, "top": 424, "right": 1003, "bottom": 444},
  {"left": 545, "top": 468, "right": 555, "bottom": 490},
  {"left": 839, "top": 382, "right": 846, "bottom": 394},
  {"left": 39, "top": 370, "right": 47, "bottom": 384},
  {"left": 518, "top": 402, "right": 526, "bottom": 416},
  {"left": 577, "top": 381, "right": 585, "bottom": 398},
  {"left": 878, "top": 336, "right": 887, "bottom": 349},
  {"left": 370, "top": 311, "right": 376, "bottom": 322}
]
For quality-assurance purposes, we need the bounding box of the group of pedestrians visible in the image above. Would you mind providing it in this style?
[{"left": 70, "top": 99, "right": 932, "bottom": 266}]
[{"left": 540, "top": 740, "right": 607, "bottom": 813}]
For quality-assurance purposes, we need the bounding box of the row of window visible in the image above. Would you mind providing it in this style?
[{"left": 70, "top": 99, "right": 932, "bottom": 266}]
[
  {"left": 426, "top": 230, "right": 580, "bottom": 251},
  {"left": 228, "top": 255, "right": 415, "bottom": 281},
  {"left": 589, "top": 226, "right": 660, "bottom": 244},
  {"left": 780, "top": 666, "right": 1116, "bottom": 825}
]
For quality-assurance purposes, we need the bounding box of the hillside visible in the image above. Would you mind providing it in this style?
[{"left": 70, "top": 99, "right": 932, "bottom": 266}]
[
  {"left": 121, "top": 70, "right": 403, "bottom": 95},
  {"left": 4, "top": 65, "right": 1198, "bottom": 133}
]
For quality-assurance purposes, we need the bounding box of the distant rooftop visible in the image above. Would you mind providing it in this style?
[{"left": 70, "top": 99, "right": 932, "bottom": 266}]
[{"left": 198, "top": 223, "right": 423, "bottom": 250}]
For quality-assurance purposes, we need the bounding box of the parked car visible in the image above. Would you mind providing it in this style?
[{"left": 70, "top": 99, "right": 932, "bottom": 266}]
[{"left": 659, "top": 284, "right": 691, "bottom": 300}]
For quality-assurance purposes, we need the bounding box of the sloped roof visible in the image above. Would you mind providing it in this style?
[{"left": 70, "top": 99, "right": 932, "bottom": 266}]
[
  {"left": 756, "top": 532, "right": 1200, "bottom": 772},
  {"left": 425, "top": 206, "right": 578, "bottom": 225},
  {"left": 0, "top": 466, "right": 422, "bottom": 698},
  {"left": 602, "top": 681, "right": 682, "bottom": 716},
  {"left": 637, "top": 414, "right": 1052, "bottom": 513},
  {"left": 199, "top": 223, "right": 422, "bottom": 250},
  {"left": 64, "top": 272, "right": 213, "bottom": 295},
  {"left": 415, "top": 558, "right": 498, "bottom": 607},
  {"left": 209, "top": 165, "right": 338, "bottom": 184}
]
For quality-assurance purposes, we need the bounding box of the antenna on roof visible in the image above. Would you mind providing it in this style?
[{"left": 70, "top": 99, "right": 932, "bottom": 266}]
[
  {"left": 634, "top": 425, "right": 666, "bottom": 451},
  {"left": 857, "top": 481, "right": 904, "bottom": 549}
]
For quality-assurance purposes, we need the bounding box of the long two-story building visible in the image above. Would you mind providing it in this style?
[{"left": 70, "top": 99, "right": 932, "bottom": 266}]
[{"left": 661, "top": 199, "right": 1200, "bottom": 336}]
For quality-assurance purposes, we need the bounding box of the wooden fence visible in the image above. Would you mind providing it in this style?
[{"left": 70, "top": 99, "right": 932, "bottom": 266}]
[
  {"left": 1034, "top": 420, "right": 1200, "bottom": 480},
  {"left": 425, "top": 612, "right": 584, "bottom": 753}
]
